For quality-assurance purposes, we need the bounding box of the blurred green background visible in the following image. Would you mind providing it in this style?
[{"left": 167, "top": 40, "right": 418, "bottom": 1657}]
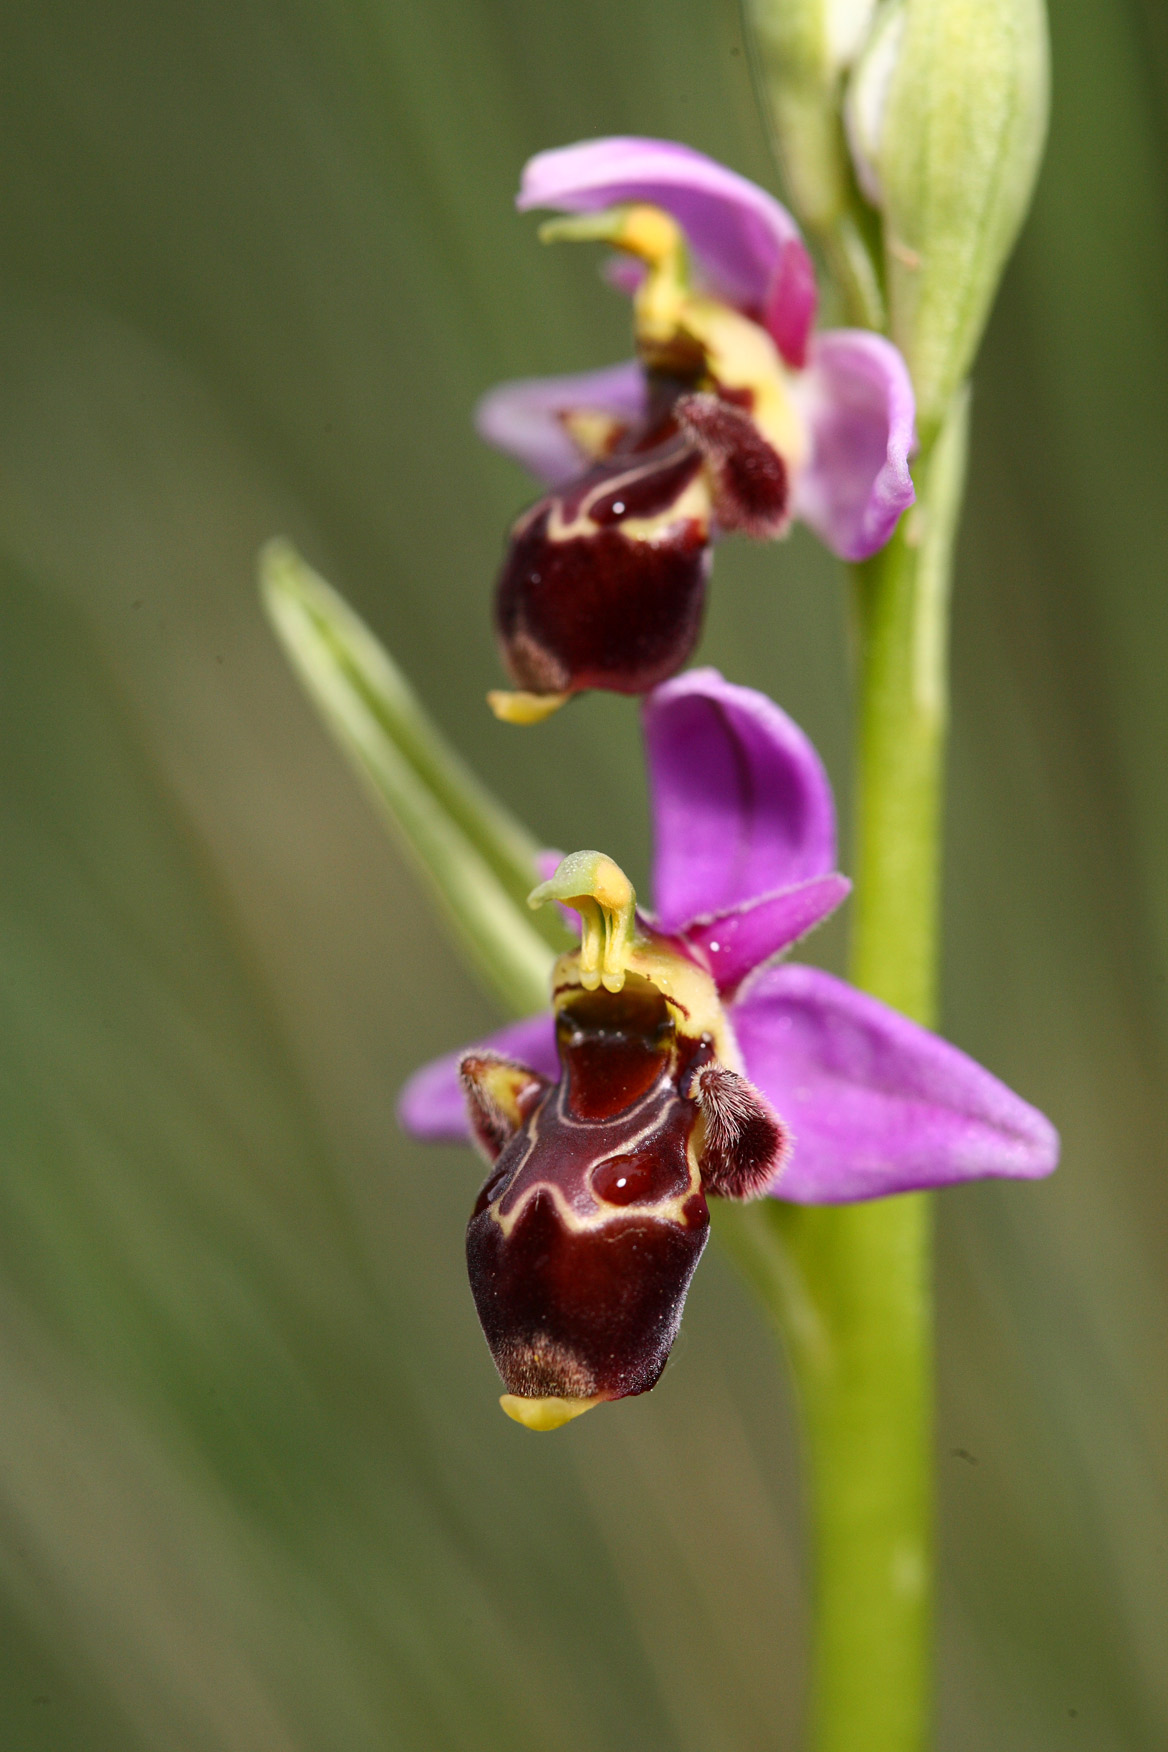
[{"left": 0, "top": 0, "right": 1165, "bottom": 1746}]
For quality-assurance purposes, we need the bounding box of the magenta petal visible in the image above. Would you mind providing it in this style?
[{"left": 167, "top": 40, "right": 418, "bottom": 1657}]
[
  {"left": 397, "top": 1015, "right": 559, "bottom": 1144},
  {"left": 790, "top": 330, "right": 917, "bottom": 561},
  {"left": 682, "top": 874, "right": 851, "bottom": 995},
  {"left": 519, "top": 137, "right": 817, "bottom": 367},
  {"left": 475, "top": 362, "right": 647, "bottom": 486},
  {"left": 733, "top": 964, "right": 1059, "bottom": 1204},
  {"left": 760, "top": 243, "right": 818, "bottom": 376},
  {"left": 643, "top": 669, "right": 839, "bottom": 934}
]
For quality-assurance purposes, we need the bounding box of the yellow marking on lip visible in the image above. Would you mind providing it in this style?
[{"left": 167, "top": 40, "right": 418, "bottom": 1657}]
[
  {"left": 487, "top": 689, "right": 569, "bottom": 725},
  {"left": 499, "top": 1393, "right": 603, "bottom": 1430},
  {"left": 486, "top": 1082, "right": 704, "bottom": 1239},
  {"left": 681, "top": 298, "right": 807, "bottom": 472},
  {"left": 545, "top": 471, "right": 712, "bottom": 547},
  {"left": 561, "top": 408, "right": 626, "bottom": 460}
]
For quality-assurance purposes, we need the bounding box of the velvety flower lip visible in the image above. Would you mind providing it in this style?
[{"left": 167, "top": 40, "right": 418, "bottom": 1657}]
[
  {"left": 399, "top": 667, "right": 1059, "bottom": 1204},
  {"left": 518, "top": 136, "right": 818, "bottom": 367}
]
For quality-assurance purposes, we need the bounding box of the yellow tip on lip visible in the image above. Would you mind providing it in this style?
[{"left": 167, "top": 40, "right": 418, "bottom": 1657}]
[
  {"left": 487, "top": 689, "right": 569, "bottom": 725},
  {"left": 499, "top": 1393, "right": 604, "bottom": 1431}
]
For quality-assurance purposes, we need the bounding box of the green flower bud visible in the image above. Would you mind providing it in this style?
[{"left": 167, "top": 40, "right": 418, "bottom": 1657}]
[
  {"left": 846, "top": 0, "right": 1049, "bottom": 437},
  {"left": 747, "top": 0, "right": 879, "bottom": 234},
  {"left": 745, "top": 0, "right": 885, "bottom": 326}
]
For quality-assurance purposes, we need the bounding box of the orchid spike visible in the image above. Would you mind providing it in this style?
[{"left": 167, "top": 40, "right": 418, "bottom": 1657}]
[
  {"left": 480, "top": 138, "right": 917, "bottom": 720},
  {"left": 400, "top": 670, "right": 1058, "bottom": 1423}
]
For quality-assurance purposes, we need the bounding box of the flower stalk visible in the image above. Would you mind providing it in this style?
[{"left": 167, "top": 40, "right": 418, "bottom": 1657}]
[
  {"left": 715, "top": 393, "right": 967, "bottom": 1751},
  {"left": 850, "top": 386, "right": 970, "bottom": 1022}
]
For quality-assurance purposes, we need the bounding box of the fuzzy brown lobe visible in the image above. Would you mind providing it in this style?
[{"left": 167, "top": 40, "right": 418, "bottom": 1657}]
[
  {"left": 464, "top": 980, "right": 784, "bottom": 1404},
  {"left": 675, "top": 394, "right": 789, "bottom": 538},
  {"left": 688, "top": 1063, "right": 790, "bottom": 1198}
]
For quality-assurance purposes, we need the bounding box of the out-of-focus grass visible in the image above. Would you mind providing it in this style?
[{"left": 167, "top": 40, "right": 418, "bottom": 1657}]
[{"left": 0, "top": 0, "right": 1163, "bottom": 1747}]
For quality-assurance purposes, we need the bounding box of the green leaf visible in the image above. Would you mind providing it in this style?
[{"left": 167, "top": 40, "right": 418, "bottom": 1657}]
[{"left": 261, "top": 541, "right": 556, "bottom": 1017}]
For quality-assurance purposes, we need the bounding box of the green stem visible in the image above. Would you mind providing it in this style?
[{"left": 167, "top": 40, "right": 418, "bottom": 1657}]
[
  {"left": 714, "top": 1192, "right": 932, "bottom": 1752},
  {"left": 718, "top": 387, "right": 969, "bottom": 1752},
  {"left": 849, "top": 388, "right": 970, "bottom": 1023}
]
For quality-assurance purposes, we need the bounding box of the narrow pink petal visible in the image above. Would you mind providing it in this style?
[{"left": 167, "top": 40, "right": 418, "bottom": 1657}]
[
  {"left": 397, "top": 1015, "right": 559, "bottom": 1144},
  {"left": 643, "top": 669, "right": 838, "bottom": 934},
  {"left": 681, "top": 874, "right": 851, "bottom": 995},
  {"left": 519, "top": 137, "right": 817, "bottom": 367},
  {"left": 475, "top": 361, "right": 646, "bottom": 486},
  {"left": 761, "top": 241, "right": 818, "bottom": 374},
  {"left": 790, "top": 330, "right": 916, "bottom": 560},
  {"left": 733, "top": 964, "right": 1059, "bottom": 1204}
]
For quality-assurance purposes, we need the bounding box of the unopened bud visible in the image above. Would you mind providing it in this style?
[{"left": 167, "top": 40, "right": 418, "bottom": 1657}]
[
  {"left": 846, "top": 0, "right": 1049, "bottom": 436},
  {"left": 746, "top": 0, "right": 880, "bottom": 237}
]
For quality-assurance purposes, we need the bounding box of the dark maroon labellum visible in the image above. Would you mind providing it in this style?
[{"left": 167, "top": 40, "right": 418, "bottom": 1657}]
[
  {"left": 462, "top": 977, "right": 789, "bottom": 1405},
  {"left": 465, "top": 982, "right": 710, "bottom": 1402},
  {"left": 494, "top": 441, "right": 709, "bottom": 698}
]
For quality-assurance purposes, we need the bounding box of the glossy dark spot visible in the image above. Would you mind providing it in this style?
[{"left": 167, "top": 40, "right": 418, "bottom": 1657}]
[
  {"left": 471, "top": 1158, "right": 512, "bottom": 1219},
  {"left": 592, "top": 1144, "right": 680, "bottom": 1205},
  {"left": 589, "top": 449, "right": 702, "bottom": 525}
]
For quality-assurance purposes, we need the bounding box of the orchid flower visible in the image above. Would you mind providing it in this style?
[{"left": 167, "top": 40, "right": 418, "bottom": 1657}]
[
  {"left": 399, "top": 670, "right": 1057, "bottom": 1428},
  {"left": 480, "top": 138, "right": 917, "bottom": 722}
]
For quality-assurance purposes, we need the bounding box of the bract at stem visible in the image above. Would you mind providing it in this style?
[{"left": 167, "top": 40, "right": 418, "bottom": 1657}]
[{"left": 847, "top": 0, "right": 1049, "bottom": 443}]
